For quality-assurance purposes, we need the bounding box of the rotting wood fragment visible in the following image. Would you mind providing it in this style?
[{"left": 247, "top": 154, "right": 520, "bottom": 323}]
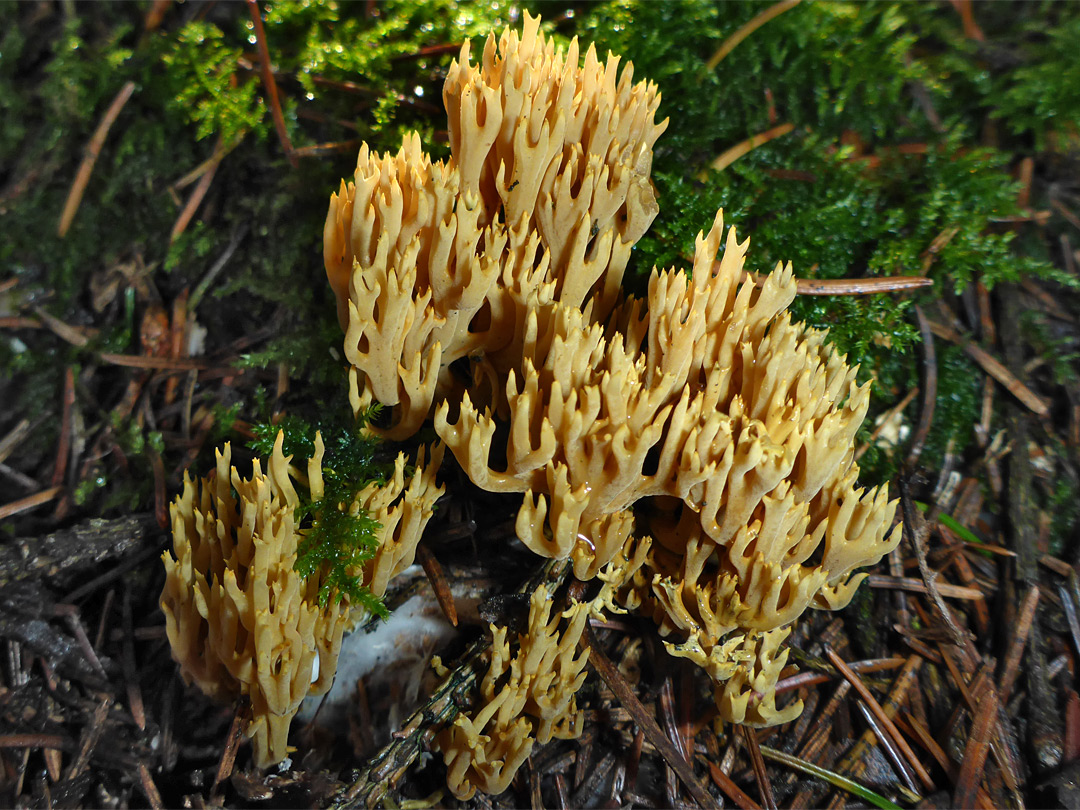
[{"left": 0, "top": 514, "right": 160, "bottom": 592}]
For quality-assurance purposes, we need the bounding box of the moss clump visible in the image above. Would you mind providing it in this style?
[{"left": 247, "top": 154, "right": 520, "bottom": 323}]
[{"left": 250, "top": 405, "right": 389, "bottom": 614}]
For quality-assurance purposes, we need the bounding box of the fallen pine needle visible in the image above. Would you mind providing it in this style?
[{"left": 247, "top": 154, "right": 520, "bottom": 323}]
[
  {"left": 742, "top": 271, "right": 933, "bottom": 296},
  {"left": 758, "top": 745, "right": 903, "bottom": 810},
  {"left": 416, "top": 544, "right": 458, "bottom": 626},
  {"left": 247, "top": 0, "right": 297, "bottom": 168},
  {"left": 707, "top": 762, "right": 761, "bottom": 810},
  {"left": 0, "top": 418, "right": 31, "bottom": 465},
  {"left": 709, "top": 123, "right": 794, "bottom": 173},
  {"left": 584, "top": 628, "right": 722, "bottom": 810},
  {"left": 33, "top": 306, "right": 93, "bottom": 347},
  {"left": 137, "top": 762, "right": 164, "bottom": 810},
  {"left": 998, "top": 585, "right": 1040, "bottom": 703},
  {"left": 98, "top": 353, "right": 209, "bottom": 370},
  {"left": 705, "top": 0, "right": 803, "bottom": 71},
  {"left": 824, "top": 645, "right": 936, "bottom": 793},
  {"left": 0, "top": 486, "right": 64, "bottom": 521},
  {"left": 58, "top": 80, "right": 137, "bottom": 237},
  {"left": 0, "top": 316, "right": 42, "bottom": 330},
  {"left": 211, "top": 707, "right": 245, "bottom": 796},
  {"left": 50, "top": 367, "right": 76, "bottom": 488},
  {"left": 171, "top": 137, "right": 238, "bottom": 191},
  {"left": 925, "top": 317, "right": 1050, "bottom": 416},
  {"left": 0, "top": 734, "right": 70, "bottom": 750},
  {"left": 865, "top": 574, "right": 984, "bottom": 600},
  {"left": 953, "top": 680, "right": 999, "bottom": 809},
  {"left": 1052, "top": 198, "right": 1080, "bottom": 233},
  {"left": 776, "top": 657, "right": 906, "bottom": 695},
  {"left": 741, "top": 725, "right": 777, "bottom": 810},
  {"left": 798, "top": 275, "right": 934, "bottom": 295},
  {"left": 171, "top": 137, "right": 224, "bottom": 243},
  {"left": 293, "top": 139, "right": 365, "bottom": 158}
]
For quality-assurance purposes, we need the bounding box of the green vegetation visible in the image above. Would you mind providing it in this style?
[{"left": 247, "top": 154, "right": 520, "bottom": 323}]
[{"left": 250, "top": 404, "right": 389, "bottom": 613}]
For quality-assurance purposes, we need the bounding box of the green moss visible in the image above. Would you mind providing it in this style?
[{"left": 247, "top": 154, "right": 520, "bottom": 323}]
[
  {"left": 250, "top": 403, "right": 389, "bottom": 613},
  {"left": 162, "top": 22, "right": 267, "bottom": 145}
]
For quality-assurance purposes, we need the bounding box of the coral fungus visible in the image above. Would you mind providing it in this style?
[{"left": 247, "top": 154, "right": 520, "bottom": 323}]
[{"left": 319, "top": 10, "right": 900, "bottom": 795}]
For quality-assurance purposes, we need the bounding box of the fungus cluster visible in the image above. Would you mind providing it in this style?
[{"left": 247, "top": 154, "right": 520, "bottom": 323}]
[
  {"left": 437, "top": 536, "right": 650, "bottom": 799},
  {"left": 164, "top": 10, "right": 901, "bottom": 788},
  {"left": 323, "top": 11, "right": 900, "bottom": 796},
  {"left": 161, "top": 433, "right": 443, "bottom": 768}
]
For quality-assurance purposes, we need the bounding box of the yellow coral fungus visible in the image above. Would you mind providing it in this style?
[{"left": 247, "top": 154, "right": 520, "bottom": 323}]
[
  {"left": 324, "top": 10, "right": 668, "bottom": 439},
  {"left": 161, "top": 432, "right": 444, "bottom": 768},
  {"left": 161, "top": 433, "right": 347, "bottom": 768},
  {"left": 318, "top": 9, "right": 901, "bottom": 796},
  {"left": 434, "top": 537, "right": 649, "bottom": 800}
]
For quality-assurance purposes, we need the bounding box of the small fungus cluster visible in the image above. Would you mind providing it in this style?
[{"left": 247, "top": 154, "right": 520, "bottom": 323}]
[
  {"left": 161, "top": 433, "right": 443, "bottom": 768},
  {"left": 163, "top": 11, "right": 901, "bottom": 793}
]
